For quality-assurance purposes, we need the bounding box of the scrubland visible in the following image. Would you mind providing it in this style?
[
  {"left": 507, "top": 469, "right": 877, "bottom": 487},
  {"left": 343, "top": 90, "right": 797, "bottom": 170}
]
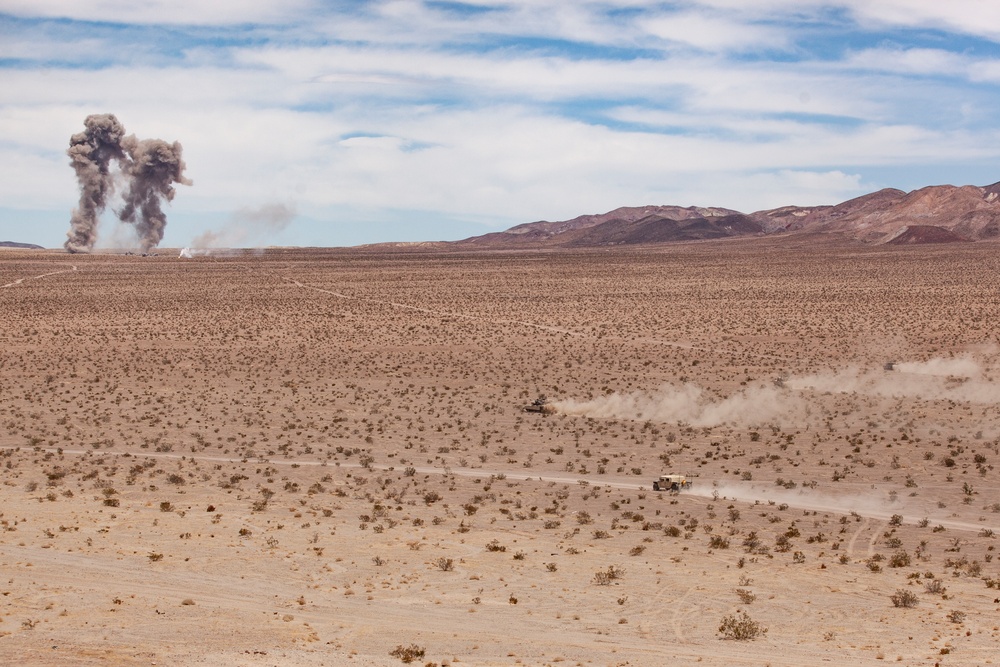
[{"left": 1, "top": 238, "right": 999, "bottom": 665}]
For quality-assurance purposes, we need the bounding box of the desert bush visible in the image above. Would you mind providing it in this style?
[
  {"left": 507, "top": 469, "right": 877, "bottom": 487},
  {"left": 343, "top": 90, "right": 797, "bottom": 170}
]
[
  {"left": 593, "top": 565, "right": 625, "bottom": 585},
  {"left": 890, "top": 589, "right": 918, "bottom": 608},
  {"left": 924, "top": 579, "right": 945, "bottom": 594},
  {"left": 435, "top": 557, "right": 454, "bottom": 571},
  {"left": 485, "top": 539, "right": 506, "bottom": 552},
  {"left": 718, "top": 610, "right": 767, "bottom": 640},
  {"left": 709, "top": 535, "right": 730, "bottom": 549},
  {"left": 889, "top": 551, "right": 911, "bottom": 568},
  {"left": 735, "top": 588, "right": 756, "bottom": 604},
  {"left": 947, "top": 610, "right": 966, "bottom": 624},
  {"left": 389, "top": 644, "right": 426, "bottom": 664}
]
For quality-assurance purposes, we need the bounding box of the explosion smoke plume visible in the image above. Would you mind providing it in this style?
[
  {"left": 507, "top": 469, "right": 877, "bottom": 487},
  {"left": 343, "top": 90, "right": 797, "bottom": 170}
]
[{"left": 65, "top": 114, "right": 191, "bottom": 253}]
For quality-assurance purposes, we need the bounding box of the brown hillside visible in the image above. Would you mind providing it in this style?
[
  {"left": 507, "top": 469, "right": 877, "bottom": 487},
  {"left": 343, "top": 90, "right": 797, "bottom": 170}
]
[{"left": 450, "top": 180, "right": 1000, "bottom": 250}]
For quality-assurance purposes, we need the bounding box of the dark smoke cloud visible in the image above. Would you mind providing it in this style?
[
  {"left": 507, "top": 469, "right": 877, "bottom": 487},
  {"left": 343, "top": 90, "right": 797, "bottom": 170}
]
[
  {"left": 65, "top": 114, "right": 191, "bottom": 253},
  {"left": 65, "top": 114, "right": 127, "bottom": 253}
]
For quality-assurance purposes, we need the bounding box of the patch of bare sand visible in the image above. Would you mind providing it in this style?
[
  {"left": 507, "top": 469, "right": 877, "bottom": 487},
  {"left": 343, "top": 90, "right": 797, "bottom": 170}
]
[{"left": 1, "top": 242, "right": 999, "bottom": 665}]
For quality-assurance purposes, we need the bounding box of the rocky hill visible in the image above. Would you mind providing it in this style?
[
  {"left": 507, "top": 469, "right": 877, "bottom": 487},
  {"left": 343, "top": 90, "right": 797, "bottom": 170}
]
[
  {"left": 453, "top": 181, "right": 1000, "bottom": 248},
  {"left": 0, "top": 241, "right": 44, "bottom": 249}
]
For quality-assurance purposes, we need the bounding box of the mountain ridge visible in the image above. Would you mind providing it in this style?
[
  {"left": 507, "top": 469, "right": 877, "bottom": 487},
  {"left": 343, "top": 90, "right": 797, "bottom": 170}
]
[
  {"left": 0, "top": 241, "right": 44, "bottom": 249},
  {"left": 451, "top": 181, "right": 1000, "bottom": 249}
]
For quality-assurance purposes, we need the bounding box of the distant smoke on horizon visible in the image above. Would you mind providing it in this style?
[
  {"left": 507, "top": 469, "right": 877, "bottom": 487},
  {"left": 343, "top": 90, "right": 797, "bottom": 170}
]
[
  {"left": 65, "top": 113, "right": 191, "bottom": 253},
  {"left": 190, "top": 202, "right": 296, "bottom": 250}
]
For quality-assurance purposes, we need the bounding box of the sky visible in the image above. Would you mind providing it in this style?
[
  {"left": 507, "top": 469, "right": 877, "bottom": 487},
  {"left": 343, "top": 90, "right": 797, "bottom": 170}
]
[{"left": 1, "top": 0, "right": 999, "bottom": 249}]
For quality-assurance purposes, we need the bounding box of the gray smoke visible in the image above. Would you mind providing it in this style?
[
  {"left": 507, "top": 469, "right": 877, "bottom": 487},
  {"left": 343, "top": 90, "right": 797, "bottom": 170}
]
[
  {"left": 65, "top": 114, "right": 127, "bottom": 253},
  {"left": 190, "top": 202, "right": 296, "bottom": 249},
  {"left": 65, "top": 114, "right": 191, "bottom": 253}
]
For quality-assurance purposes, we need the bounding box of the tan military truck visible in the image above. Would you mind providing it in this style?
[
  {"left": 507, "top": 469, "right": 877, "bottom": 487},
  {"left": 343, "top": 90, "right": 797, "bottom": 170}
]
[{"left": 653, "top": 474, "right": 691, "bottom": 492}]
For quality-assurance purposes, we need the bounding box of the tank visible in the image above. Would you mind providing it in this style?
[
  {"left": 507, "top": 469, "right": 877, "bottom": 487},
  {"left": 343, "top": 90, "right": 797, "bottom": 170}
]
[{"left": 523, "top": 395, "right": 555, "bottom": 414}]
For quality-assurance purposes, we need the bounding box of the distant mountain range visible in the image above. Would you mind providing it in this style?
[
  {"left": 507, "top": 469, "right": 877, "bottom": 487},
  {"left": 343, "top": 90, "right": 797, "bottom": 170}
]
[
  {"left": 0, "top": 241, "right": 44, "bottom": 249},
  {"left": 447, "top": 181, "right": 1000, "bottom": 249}
]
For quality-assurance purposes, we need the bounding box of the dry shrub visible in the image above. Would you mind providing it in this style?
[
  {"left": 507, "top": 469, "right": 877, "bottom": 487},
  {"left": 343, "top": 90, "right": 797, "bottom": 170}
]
[
  {"left": 389, "top": 644, "right": 426, "bottom": 663},
  {"left": 718, "top": 610, "right": 767, "bottom": 640},
  {"left": 593, "top": 565, "right": 625, "bottom": 585}
]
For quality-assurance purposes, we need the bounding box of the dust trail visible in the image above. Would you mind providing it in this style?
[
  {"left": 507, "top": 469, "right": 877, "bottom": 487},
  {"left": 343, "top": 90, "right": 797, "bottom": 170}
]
[
  {"left": 3, "top": 444, "right": 994, "bottom": 533},
  {"left": 555, "top": 351, "right": 1000, "bottom": 427},
  {"left": 689, "top": 481, "right": 998, "bottom": 533},
  {"left": 789, "top": 353, "right": 1000, "bottom": 404},
  {"left": 64, "top": 113, "right": 190, "bottom": 253},
  {"left": 555, "top": 382, "right": 802, "bottom": 428}
]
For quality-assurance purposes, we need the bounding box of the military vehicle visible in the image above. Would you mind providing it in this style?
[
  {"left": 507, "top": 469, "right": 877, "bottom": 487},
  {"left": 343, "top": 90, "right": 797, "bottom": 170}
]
[
  {"left": 523, "top": 395, "right": 555, "bottom": 414},
  {"left": 653, "top": 474, "right": 691, "bottom": 492}
]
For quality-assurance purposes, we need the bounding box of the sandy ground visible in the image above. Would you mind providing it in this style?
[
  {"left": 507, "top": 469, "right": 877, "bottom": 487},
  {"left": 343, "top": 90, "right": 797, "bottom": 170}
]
[{"left": 1, "top": 240, "right": 999, "bottom": 666}]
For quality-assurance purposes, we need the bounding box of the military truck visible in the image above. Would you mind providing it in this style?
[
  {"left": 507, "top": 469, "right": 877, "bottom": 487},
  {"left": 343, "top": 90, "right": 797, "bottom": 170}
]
[{"left": 653, "top": 474, "right": 691, "bottom": 492}]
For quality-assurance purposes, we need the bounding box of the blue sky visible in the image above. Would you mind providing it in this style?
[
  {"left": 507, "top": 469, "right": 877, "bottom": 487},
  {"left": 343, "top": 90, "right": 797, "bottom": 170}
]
[{"left": 1, "top": 0, "right": 999, "bottom": 249}]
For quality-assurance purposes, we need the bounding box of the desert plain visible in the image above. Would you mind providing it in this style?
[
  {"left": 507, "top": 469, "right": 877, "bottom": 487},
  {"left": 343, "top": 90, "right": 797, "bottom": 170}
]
[{"left": 1, "top": 238, "right": 999, "bottom": 666}]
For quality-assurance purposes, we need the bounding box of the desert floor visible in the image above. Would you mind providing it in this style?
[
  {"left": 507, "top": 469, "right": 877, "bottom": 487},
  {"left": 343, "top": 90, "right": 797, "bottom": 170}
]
[{"left": 1, "top": 239, "right": 999, "bottom": 666}]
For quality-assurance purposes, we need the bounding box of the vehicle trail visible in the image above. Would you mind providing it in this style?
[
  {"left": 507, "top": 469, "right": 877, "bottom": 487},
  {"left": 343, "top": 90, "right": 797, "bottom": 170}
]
[
  {"left": 4, "top": 444, "right": 995, "bottom": 534},
  {"left": 281, "top": 273, "right": 788, "bottom": 356},
  {"left": 1, "top": 264, "right": 78, "bottom": 288},
  {"left": 670, "top": 585, "right": 694, "bottom": 643},
  {"left": 846, "top": 518, "right": 869, "bottom": 558},
  {"left": 283, "top": 277, "right": 580, "bottom": 336},
  {"left": 867, "top": 520, "right": 885, "bottom": 558}
]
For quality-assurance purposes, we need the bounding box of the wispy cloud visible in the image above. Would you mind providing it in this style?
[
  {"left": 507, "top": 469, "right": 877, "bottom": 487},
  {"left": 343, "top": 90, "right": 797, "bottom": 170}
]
[{"left": 1, "top": 1, "right": 999, "bottom": 247}]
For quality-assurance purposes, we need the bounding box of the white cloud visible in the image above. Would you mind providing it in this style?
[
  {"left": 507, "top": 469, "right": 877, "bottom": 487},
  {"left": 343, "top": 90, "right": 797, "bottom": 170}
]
[
  {"left": 0, "top": 0, "right": 316, "bottom": 25},
  {"left": 685, "top": 0, "right": 1000, "bottom": 42},
  {"left": 640, "top": 10, "right": 790, "bottom": 52},
  {"left": 845, "top": 48, "right": 967, "bottom": 76},
  {"left": 845, "top": 0, "right": 1000, "bottom": 41},
  {"left": 3, "top": 0, "right": 1000, "bottom": 247}
]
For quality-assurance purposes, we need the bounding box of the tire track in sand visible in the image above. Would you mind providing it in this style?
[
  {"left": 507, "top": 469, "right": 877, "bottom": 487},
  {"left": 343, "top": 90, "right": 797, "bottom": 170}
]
[{"left": 1, "top": 264, "right": 77, "bottom": 289}]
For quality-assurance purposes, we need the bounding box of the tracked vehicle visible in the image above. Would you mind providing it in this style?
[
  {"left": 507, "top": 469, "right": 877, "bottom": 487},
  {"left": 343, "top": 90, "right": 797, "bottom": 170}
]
[{"left": 523, "top": 395, "right": 555, "bottom": 415}]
